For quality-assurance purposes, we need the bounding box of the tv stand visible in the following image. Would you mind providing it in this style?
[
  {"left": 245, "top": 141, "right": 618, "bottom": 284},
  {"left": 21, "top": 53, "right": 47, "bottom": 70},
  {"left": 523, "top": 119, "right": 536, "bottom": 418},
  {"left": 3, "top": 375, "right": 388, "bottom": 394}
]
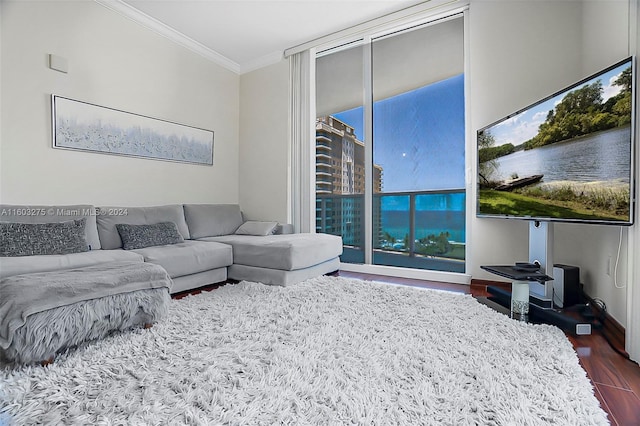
[
  {"left": 482, "top": 286, "right": 592, "bottom": 336},
  {"left": 527, "top": 221, "right": 555, "bottom": 306},
  {"left": 484, "top": 220, "right": 557, "bottom": 307},
  {"left": 480, "top": 264, "right": 554, "bottom": 309},
  {"left": 479, "top": 220, "right": 592, "bottom": 334}
]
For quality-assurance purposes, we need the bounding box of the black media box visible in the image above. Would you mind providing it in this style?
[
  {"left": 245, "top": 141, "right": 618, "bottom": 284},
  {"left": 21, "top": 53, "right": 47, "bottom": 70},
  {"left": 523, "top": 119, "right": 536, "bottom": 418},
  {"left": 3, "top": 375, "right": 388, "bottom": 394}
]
[{"left": 552, "top": 264, "right": 581, "bottom": 308}]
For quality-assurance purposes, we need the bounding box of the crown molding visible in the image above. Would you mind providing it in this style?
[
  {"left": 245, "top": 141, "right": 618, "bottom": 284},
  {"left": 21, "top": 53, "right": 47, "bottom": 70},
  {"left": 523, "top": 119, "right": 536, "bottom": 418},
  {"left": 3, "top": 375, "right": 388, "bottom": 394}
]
[
  {"left": 95, "top": 0, "right": 241, "bottom": 74},
  {"left": 240, "top": 50, "right": 285, "bottom": 74}
]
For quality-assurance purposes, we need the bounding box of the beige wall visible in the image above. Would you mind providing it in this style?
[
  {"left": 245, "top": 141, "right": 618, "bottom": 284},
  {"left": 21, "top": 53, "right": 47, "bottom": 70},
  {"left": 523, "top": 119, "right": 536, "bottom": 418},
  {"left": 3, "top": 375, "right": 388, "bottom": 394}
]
[
  {"left": 0, "top": 0, "right": 240, "bottom": 206},
  {"left": 239, "top": 60, "right": 290, "bottom": 223}
]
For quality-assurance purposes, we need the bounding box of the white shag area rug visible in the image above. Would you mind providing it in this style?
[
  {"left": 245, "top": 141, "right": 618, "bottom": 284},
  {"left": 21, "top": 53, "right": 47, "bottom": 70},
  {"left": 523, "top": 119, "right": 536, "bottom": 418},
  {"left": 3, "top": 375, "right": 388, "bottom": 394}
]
[{"left": 0, "top": 276, "right": 608, "bottom": 425}]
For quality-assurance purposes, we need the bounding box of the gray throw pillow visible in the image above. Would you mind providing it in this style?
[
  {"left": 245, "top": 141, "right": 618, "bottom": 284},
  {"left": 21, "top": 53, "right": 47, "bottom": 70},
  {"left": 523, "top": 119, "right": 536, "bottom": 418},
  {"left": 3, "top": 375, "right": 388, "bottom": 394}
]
[
  {"left": 0, "top": 218, "right": 89, "bottom": 257},
  {"left": 116, "top": 222, "right": 185, "bottom": 250},
  {"left": 234, "top": 221, "right": 279, "bottom": 236}
]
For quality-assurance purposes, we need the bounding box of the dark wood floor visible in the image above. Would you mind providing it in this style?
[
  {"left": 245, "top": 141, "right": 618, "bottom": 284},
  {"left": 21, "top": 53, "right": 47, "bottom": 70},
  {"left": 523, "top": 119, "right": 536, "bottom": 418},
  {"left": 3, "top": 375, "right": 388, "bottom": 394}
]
[{"left": 173, "top": 272, "right": 640, "bottom": 425}]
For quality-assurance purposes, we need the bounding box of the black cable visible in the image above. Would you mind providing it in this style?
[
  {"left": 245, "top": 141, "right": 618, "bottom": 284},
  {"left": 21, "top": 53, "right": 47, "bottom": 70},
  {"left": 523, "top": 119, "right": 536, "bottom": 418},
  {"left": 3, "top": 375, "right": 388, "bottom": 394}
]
[
  {"left": 589, "top": 298, "right": 630, "bottom": 359},
  {"left": 592, "top": 298, "right": 606, "bottom": 313}
]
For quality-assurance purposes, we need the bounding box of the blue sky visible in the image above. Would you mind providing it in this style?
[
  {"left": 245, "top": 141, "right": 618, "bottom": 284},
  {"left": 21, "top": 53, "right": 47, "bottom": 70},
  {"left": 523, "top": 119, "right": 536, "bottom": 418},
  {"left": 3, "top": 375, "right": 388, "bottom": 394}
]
[
  {"left": 483, "top": 60, "right": 630, "bottom": 148},
  {"left": 334, "top": 73, "right": 465, "bottom": 193}
]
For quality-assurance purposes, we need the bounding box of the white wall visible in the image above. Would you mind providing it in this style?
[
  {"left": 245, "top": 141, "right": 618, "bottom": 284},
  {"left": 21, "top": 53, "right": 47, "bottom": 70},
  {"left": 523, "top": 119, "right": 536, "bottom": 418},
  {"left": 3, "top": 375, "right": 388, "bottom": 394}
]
[
  {"left": 0, "top": 0, "right": 240, "bottom": 206},
  {"left": 238, "top": 59, "right": 290, "bottom": 223}
]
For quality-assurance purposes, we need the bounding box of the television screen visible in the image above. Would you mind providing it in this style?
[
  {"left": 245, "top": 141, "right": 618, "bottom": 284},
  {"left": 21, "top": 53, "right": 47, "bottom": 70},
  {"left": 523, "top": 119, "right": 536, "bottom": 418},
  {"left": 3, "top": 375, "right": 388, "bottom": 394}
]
[{"left": 477, "top": 57, "right": 635, "bottom": 225}]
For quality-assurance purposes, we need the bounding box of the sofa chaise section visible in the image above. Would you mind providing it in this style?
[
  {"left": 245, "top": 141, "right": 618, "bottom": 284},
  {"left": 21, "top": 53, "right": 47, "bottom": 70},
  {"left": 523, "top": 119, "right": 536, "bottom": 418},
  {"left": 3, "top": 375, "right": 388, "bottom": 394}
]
[
  {"left": 205, "top": 234, "right": 343, "bottom": 271},
  {"left": 184, "top": 204, "right": 343, "bottom": 286}
]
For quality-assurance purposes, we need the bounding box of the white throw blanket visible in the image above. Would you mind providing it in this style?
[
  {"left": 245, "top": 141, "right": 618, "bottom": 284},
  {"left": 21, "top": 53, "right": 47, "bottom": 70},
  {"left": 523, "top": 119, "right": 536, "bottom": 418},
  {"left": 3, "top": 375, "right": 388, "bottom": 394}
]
[{"left": 0, "top": 261, "right": 172, "bottom": 349}]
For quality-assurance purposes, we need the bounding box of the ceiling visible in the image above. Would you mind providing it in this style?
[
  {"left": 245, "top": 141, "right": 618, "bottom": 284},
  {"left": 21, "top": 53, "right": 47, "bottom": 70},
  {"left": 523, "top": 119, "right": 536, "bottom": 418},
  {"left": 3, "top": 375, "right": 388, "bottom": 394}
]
[{"left": 110, "top": 0, "right": 426, "bottom": 74}]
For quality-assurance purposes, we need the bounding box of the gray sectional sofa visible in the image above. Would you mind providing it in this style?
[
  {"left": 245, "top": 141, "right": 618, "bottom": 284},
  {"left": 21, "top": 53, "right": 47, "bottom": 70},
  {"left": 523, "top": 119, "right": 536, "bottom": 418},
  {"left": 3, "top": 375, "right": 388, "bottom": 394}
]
[{"left": 0, "top": 203, "right": 342, "bottom": 293}]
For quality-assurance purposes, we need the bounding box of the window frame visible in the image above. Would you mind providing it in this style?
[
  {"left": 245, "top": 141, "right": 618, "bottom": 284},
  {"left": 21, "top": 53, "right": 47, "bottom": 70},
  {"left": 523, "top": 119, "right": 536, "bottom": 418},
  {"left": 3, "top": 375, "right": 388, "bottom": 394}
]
[{"left": 304, "top": 3, "right": 472, "bottom": 283}]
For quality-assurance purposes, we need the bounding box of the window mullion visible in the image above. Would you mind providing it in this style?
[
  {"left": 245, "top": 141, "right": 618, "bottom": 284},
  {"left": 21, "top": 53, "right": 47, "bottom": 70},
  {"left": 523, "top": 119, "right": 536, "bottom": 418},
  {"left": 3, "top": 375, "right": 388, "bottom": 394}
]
[{"left": 363, "top": 36, "right": 373, "bottom": 264}]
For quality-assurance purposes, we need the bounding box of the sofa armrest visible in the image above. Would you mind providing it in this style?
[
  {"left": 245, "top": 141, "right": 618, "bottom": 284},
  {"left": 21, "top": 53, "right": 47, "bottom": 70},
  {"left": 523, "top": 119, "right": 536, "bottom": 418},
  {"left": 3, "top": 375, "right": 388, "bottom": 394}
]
[{"left": 275, "top": 223, "right": 295, "bottom": 235}]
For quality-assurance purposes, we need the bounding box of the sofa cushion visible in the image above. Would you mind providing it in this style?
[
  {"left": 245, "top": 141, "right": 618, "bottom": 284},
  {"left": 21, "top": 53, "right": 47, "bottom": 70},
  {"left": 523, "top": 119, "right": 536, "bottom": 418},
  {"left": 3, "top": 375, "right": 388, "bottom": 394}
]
[
  {"left": 116, "top": 222, "right": 184, "bottom": 250},
  {"left": 183, "top": 204, "right": 244, "bottom": 239},
  {"left": 200, "top": 233, "right": 343, "bottom": 271},
  {"left": 0, "top": 204, "right": 101, "bottom": 250},
  {"left": 234, "top": 221, "right": 278, "bottom": 236},
  {"left": 0, "top": 249, "right": 144, "bottom": 280},
  {"left": 132, "top": 240, "right": 232, "bottom": 278},
  {"left": 0, "top": 219, "right": 88, "bottom": 257},
  {"left": 96, "top": 205, "right": 190, "bottom": 250}
]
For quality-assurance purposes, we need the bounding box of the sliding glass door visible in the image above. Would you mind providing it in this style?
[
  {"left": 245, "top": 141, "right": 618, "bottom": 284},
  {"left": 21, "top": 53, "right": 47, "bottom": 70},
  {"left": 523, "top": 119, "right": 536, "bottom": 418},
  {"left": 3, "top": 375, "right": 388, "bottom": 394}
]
[
  {"left": 371, "top": 18, "right": 465, "bottom": 273},
  {"left": 315, "top": 14, "right": 466, "bottom": 274}
]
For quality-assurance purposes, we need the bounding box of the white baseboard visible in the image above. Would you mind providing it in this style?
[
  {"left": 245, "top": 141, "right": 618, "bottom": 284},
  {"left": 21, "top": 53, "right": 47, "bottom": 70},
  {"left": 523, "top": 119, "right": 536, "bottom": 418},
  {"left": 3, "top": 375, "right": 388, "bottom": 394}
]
[{"left": 339, "top": 262, "right": 471, "bottom": 285}]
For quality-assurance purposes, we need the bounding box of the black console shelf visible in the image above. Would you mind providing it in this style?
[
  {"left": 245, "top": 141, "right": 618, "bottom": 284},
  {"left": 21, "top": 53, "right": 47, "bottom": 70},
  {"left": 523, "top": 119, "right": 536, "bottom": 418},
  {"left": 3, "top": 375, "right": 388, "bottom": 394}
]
[{"left": 480, "top": 265, "right": 553, "bottom": 283}]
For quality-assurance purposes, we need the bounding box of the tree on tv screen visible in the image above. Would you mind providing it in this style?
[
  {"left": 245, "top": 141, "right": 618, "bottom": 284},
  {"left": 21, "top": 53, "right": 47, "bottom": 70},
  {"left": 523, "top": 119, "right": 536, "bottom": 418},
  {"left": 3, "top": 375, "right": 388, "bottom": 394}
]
[{"left": 523, "top": 66, "right": 632, "bottom": 150}]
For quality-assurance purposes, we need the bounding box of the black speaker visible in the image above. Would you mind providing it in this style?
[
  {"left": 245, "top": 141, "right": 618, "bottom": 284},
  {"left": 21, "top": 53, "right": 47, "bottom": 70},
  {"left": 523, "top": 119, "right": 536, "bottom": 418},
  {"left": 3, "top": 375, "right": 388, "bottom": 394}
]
[{"left": 553, "top": 264, "right": 581, "bottom": 308}]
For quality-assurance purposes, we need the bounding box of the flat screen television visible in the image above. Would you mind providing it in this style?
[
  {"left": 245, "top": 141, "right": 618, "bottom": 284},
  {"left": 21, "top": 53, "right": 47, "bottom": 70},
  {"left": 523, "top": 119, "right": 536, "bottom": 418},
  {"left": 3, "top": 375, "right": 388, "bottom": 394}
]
[{"left": 477, "top": 57, "right": 636, "bottom": 225}]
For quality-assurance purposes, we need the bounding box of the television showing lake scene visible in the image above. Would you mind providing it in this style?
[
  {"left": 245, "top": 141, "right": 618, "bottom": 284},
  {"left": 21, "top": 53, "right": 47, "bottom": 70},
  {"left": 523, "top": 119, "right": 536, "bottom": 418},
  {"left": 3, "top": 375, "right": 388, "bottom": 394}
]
[{"left": 477, "top": 57, "right": 635, "bottom": 225}]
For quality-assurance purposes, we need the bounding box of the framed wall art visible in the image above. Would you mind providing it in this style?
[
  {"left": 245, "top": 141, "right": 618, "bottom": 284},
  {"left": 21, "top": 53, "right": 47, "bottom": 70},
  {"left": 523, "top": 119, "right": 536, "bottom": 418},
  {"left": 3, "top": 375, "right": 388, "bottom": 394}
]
[{"left": 51, "top": 95, "right": 214, "bottom": 165}]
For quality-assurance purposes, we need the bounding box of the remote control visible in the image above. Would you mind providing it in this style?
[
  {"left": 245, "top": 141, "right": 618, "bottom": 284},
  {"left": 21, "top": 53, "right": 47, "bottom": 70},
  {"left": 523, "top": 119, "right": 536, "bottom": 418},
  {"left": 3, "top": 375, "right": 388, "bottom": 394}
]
[{"left": 514, "top": 262, "right": 539, "bottom": 271}]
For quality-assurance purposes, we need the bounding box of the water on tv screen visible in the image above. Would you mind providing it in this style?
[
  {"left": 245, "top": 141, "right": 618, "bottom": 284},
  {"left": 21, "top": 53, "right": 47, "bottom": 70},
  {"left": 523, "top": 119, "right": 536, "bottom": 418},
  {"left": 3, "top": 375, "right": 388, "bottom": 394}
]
[{"left": 477, "top": 57, "right": 635, "bottom": 225}]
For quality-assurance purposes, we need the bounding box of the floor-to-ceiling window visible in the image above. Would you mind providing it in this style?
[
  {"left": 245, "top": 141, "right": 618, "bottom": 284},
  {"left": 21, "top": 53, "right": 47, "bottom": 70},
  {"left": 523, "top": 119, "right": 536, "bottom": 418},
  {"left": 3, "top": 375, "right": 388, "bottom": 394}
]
[
  {"left": 315, "top": 13, "right": 466, "bottom": 275},
  {"left": 316, "top": 43, "right": 366, "bottom": 264}
]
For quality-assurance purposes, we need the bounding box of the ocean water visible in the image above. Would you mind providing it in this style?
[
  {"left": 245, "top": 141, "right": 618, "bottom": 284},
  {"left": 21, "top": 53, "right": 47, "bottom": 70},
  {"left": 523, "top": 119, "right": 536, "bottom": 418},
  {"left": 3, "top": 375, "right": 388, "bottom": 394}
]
[{"left": 379, "top": 210, "right": 465, "bottom": 243}]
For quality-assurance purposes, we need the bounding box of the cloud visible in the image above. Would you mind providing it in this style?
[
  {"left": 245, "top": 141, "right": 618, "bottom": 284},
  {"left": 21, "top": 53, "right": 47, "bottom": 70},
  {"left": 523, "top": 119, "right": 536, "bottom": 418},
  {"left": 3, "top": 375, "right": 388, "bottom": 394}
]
[
  {"left": 602, "top": 73, "right": 623, "bottom": 101},
  {"left": 501, "top": 113, "right": 522, "bottom": 127},
  {"left": 532, "top": 111, "right": 548, "bottom": 121},
  {"left": 492, "top": 109, "right": 547, "bottom": 147},
  {"left": 510, "top": 108, "right": 549, "bottom": 144}
]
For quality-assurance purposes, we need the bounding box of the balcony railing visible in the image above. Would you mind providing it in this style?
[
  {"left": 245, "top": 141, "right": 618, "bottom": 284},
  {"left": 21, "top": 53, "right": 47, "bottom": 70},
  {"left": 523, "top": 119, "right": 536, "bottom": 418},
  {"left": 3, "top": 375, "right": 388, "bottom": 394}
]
[{"left": 316, "top": 189, "right": 465, "bottom": 273}]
